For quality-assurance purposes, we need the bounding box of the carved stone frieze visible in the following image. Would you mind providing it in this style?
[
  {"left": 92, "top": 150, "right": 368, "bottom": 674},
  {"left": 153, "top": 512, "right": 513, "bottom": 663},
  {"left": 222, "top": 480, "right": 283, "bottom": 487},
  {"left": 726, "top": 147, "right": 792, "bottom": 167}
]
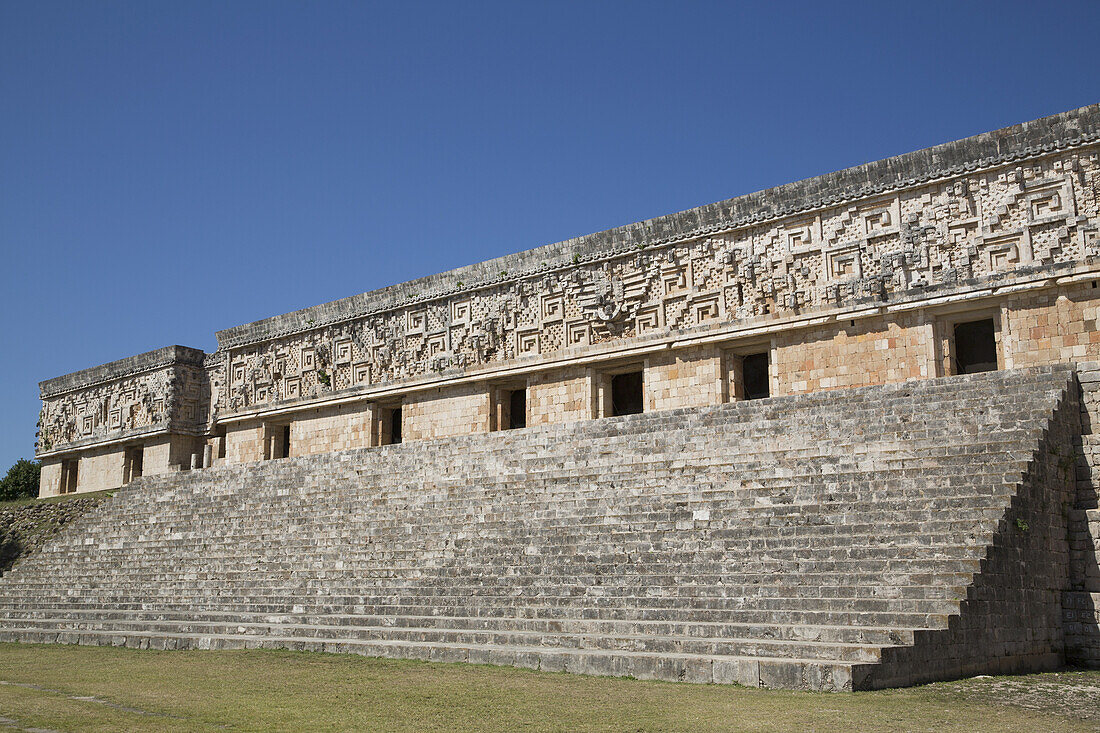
[
  {"left": 38, "top": 347, "right": 207, "bottom": 455},
  {"left": 213, "top": 144, "right": 1100, "bottom": 416}
]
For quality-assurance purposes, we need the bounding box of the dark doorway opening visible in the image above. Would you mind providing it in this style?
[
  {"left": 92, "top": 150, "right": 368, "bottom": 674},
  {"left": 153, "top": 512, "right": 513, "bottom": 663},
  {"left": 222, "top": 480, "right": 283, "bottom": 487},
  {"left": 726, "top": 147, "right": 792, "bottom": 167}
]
[
  {"left": 124, "top": 445, "right": 144, "bottom": 484},
  {"left": 611, "top": 371, "right": 644, "bottom": 416},
  {"left": 60, "top": 459, "right": 78, "bottom": 494},
  {"left": 279, "top": 424, "right": 291, "bottom": 459},
  {"left": 508, "top": 389, "right": 527, "bottom": 430},
  {"left": 953, "top": 319, "right": 998, "bottom": 374},
  {"left": 390, "top": 407, "right": 402, "bottom": 444},
  {"left": 742, "top": 352, "right": 770, "bottom": 400}
]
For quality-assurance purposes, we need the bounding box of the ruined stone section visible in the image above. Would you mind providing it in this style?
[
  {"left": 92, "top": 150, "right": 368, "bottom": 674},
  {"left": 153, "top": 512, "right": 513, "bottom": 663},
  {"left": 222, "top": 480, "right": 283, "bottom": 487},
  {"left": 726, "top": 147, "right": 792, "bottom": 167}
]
[
  {"left": 0, "top": 496, "right": 107, "bottom": 574},
  {"left": 37, "top": 347, "right": 210, "bottom": 497},
  {"left": 0, "top": 368, "right": 1080, "bottom": 690}
]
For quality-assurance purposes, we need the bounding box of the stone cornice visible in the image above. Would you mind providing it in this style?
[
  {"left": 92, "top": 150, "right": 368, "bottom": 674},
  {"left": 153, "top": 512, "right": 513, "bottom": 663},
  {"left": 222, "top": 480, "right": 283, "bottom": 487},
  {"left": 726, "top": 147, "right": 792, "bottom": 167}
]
[
  {"left": 35, "top": 423, "right": 177, "bottom": 459},
  {"left": 215, "top": 102, "right": 1100, "bottom": 351},
  {"left": 39, "top": 346, "right": 207, "bottom": 399}
]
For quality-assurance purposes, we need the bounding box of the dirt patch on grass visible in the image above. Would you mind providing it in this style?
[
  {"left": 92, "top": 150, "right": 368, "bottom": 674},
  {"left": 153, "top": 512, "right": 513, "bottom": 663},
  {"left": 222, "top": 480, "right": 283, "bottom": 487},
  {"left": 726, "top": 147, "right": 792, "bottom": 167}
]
[{"left": 928, "top": 668, "right": 1100, "bottom": 723}]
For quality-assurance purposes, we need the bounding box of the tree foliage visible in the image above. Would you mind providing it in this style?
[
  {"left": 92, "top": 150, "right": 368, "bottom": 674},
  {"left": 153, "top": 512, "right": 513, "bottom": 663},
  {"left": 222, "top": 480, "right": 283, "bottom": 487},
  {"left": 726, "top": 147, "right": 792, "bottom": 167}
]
[{"left": 0, "top": 459, "right": 40, "bottom": 501}]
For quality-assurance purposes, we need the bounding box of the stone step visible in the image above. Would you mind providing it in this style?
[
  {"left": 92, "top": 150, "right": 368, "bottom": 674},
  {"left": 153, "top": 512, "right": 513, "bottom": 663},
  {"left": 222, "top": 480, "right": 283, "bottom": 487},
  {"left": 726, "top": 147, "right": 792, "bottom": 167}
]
[
  {"left": 0, "top": 599, "right": 955, "bottom": 628},
  {"left": 0, "top": 607, "right": 923, "bottom": 645},
  {"left": 18, "top": 525, "right": 1005, "bottom": 552},
  {"left": 0, "top": 590, "right": 968, "bottom": 615},
  {"left": 0, "top": 616, "right": 886, "bottom": 662},
  {"left": 24, "top": 508, "right": 1015, "bottom": 547},
  {"left": 0, "top": 572, "right": 977, "bottom": 594},
  {"left": 0, "top": 626, "right": 867, "bottom": 690},
  {"left": 83, "top": 485, "right": 1027, "bottom": 516},
  {"left": 7, "top": 546, "right": 994, "bottom": 574},
  {"left": 2, "top": 557, "right": 989, "bottom": 582},
  {"left": 0, "top": 573, "right": 982, "bottom": 594},
  {"left": 84, "top": 470, "right": 1032, "bottom": 508}
]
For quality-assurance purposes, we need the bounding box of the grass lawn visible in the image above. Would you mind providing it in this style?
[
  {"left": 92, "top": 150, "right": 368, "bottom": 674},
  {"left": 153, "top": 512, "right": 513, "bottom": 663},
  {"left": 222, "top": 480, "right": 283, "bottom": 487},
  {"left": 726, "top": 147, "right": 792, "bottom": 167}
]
[
  {"left": 0, "top": 489, "right": 114, "bottom": 511},
  {"left": 0, "top": 644, "right": 1095, "bottom": 732}
]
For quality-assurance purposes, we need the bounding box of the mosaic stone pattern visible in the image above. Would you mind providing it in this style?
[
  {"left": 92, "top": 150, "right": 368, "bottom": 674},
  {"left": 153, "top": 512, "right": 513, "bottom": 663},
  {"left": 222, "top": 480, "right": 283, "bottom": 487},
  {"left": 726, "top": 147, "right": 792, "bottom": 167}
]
[
  {"left": 211, "top": 140, "right": 1100, "bottom": 420},
  {"left": 38, "top": 347, "right": 208, "bottom": 455}
]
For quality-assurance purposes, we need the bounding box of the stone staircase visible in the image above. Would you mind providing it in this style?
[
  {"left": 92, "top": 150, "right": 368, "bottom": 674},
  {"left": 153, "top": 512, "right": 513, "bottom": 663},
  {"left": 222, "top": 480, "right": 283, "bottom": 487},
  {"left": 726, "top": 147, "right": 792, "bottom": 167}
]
[{"left": 0, "top": 367, "right": 1080, "bottom": 690}]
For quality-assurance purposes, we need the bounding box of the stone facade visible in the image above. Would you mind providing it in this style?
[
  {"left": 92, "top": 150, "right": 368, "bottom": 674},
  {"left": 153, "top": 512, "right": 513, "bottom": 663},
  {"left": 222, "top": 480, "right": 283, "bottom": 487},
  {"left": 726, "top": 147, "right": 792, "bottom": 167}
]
[
  {"left": 39, "top": 104, "right": 1100, "bottom": 495},
  {"left": 37, "top": 347, "right": 209, "bottom": 497},
  {"left": 21, "top": 102, "right": 1100, "bottom": 682}
]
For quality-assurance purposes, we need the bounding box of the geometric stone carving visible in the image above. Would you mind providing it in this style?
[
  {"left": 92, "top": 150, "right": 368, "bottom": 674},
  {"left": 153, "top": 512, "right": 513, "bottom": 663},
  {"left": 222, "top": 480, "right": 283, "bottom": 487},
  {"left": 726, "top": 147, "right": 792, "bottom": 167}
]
[
  {"left": 516, "top": 328, "right": 540, "bottom": 356},
  {"left": 826, "top": 246, "right": 862, "bottom": 281}
]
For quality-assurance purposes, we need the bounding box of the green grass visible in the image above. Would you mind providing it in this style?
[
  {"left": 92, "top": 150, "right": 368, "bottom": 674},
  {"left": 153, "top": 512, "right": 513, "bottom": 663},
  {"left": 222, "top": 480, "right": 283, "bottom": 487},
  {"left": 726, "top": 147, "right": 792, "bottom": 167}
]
[
  {"left": 0, "top": 643, "right": 1094, "bottom": 732},
  {"left": 0, "top": 489, "right": 114, "bottom": 511}
]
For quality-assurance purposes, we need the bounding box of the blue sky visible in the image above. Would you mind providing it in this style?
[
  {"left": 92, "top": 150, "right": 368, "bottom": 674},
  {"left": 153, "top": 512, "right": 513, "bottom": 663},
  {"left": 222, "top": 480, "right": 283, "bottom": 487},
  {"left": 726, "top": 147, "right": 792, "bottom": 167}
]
[{"left": 1, "top": 1, "right": 1098, "bottom": 471}]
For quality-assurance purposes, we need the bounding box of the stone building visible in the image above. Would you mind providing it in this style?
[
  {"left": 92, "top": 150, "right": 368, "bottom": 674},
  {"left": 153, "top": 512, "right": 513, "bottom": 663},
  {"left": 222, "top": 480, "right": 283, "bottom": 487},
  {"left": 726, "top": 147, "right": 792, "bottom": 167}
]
[
  {"left": 38, "top": 104, "right": 1100, "bottom": 496},
  {"left": 12, "top": 104, "right": 1100, "bottom": 687}
]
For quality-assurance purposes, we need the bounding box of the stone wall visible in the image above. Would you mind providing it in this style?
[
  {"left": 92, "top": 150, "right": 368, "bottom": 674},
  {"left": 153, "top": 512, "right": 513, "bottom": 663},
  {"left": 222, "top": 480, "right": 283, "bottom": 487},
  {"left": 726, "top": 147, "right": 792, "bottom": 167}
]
[
  {"left": 872, "top": 374, "right": 1079, "bottom": 685},
  {"left": 1004, "top": 285, "right": 1100, "bottom": 368},
  {"left": 1066, "top": 361, "right": 1100, "bottom": 665},
  {"left": 38, "top": 462, "right": 61, "bottom": 499},
  {"left": 404, "top": 384, "right": 491, "bottom": 442},
  {"left": 224, "top": 421, "right": 264, "bottom": 465},
  {"left": 645, "top": 345, "right": 724, "bottom": 411},
  {"left": 286, "top": 403, "right": 376, "bottom": 457},
  {"left": 773, "top": 311, "right": 933, "bottom": 394},
  {"left": 527, "top": 367, "right": 592, "bottom": 427}
]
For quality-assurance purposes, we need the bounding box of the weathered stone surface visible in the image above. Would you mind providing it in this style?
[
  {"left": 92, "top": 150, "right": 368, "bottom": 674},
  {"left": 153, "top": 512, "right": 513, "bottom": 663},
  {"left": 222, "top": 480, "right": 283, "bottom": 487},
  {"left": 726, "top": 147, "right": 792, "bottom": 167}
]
[
  {"left": 0, "top": 368, "right": 1084, "bottom": 690},
  {"left": 0, "top": 496, "right": 104, "bottom": 573}
]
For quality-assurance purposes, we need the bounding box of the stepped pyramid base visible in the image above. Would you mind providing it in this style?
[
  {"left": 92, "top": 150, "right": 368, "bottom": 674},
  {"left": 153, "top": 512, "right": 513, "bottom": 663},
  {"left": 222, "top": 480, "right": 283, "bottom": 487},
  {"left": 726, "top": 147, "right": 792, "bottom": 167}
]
[{"left": 0, "top": 367, "right": 1081, "bottom": 690}]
